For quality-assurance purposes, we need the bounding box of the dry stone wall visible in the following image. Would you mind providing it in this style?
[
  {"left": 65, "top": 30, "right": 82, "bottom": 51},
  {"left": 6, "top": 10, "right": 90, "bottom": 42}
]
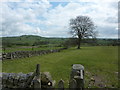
[
  {"left": 0, "top": 64, "right": 85, "bottom": 89},
  {"left": 2, "top": 48, "right": 67, "bottom": 60},
  {"left": 1, "top": 72, "right": 33, "bottom": 88},
  {"left": 1, "top": 72, "right": 53, "bottom": 89}
]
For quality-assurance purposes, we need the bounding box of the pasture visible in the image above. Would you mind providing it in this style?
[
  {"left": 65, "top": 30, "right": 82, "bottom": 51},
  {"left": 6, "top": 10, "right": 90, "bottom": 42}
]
[{"left": 2, "top": 46, "right": 118, "bottom": 88}]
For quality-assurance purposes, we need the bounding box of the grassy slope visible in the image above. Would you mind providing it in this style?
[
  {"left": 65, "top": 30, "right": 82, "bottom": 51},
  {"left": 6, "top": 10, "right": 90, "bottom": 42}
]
[
  {"left": 2, "top": 46, "right": 118, "bottom": 88},
  {"left": 2, "top": 35, "right": 66, "bottom": 46}
]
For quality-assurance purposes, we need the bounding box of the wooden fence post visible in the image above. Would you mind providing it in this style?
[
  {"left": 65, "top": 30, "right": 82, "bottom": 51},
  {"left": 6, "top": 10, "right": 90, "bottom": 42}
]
[{"left": 58, "top": 79, "right": 64, "bottom": 90}]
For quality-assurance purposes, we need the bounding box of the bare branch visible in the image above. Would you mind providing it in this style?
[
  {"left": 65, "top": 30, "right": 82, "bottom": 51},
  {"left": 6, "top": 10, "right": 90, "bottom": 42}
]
[{"left": 69, "top": 15, "right": 97, "bottom": 49}]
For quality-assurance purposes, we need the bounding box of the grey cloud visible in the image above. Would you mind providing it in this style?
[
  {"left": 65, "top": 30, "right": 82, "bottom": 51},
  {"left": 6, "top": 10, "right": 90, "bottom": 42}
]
[
  {"left": 105, "top": 17, "right": 117, "bottom": 23},
  {"left": 109, "top": 2, "right": 118, "bottom": 9},
  {"left": 98, "top": 26, "right": 118, "bottom": 38}
]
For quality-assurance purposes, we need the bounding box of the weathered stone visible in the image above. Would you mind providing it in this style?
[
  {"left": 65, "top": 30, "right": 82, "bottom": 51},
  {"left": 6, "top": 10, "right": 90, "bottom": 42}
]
[
  {"left": 32, "top": 64, "right": 41, "bottom": 88},
  {"left": 7, "top": 73, "right": 15, "bottom": 88},
  {"left": 69, "top": 79, "right": 77, "bottom": 89},
  {"left": 70, "top": 64, "right": 84, "bottom": 89},
  {"left": 18, "top": 74, "right": 27, "bottom": 88},
  {"left": 58, "top": 79, "right": 64, "bottom": 90},
  {"left": 2, "top": 73, "right": 9, "bottom": 88},
  {"left": 41, "top": 72, "right": 53, "bottom": 88},
  {"left": 13, "top": 73, "right": 19, "bottom": 86}
]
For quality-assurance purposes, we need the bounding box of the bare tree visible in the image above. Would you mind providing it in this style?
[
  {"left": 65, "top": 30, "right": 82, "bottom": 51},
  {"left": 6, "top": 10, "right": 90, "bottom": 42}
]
[{"left": 69, "top": 16, "right": 96, "bottom": 49}]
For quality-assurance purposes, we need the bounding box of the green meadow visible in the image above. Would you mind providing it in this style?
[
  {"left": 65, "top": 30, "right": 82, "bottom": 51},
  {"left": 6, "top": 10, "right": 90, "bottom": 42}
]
[{"left": 2, "top": 46, "right": 118, "bottom": 88}]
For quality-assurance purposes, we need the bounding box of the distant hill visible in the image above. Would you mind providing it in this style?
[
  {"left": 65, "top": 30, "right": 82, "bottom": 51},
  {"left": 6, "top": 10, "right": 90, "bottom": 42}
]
[
  {"left": 1, "top": 35, "right": 119, "bottom": 47},
  {"left": 2, "top": 35, "right": 67, "bottom": 47}
]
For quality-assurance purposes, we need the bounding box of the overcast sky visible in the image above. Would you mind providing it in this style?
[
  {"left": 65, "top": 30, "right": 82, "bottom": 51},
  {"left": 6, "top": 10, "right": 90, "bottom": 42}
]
[{"left": 0, "top": 0, "right": 119, "bottom": 38}]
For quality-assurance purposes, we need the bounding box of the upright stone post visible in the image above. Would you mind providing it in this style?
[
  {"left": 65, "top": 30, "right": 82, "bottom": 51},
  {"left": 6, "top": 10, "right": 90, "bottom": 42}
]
[
  {"left": 69, "top": 79, "right": 77, "bottom": 90},
  {"left": 70, "top": 64, "right": 84, "bottom": 90},
  {"left": 3, "top": 47, "right": 5, "bottom": 54},
  {"left": 24, "top": 72, "right": 35, "bottom": 88},
  {"left": 58, "top": 79, "right": 64, "bottom": 90},
  {"left": 33, "top": 64, "right": 41, "bottom": 88}
]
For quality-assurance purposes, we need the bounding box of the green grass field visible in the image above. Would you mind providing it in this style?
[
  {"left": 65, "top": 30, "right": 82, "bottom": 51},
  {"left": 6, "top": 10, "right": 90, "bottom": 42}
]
[{"left": 2, "top": 46, "right": 118, "bottom": 88}]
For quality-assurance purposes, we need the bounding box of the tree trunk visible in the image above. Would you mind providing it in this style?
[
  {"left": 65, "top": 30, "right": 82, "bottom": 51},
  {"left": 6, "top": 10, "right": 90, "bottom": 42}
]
[{"left": 77, "top": 37, "right": 81, "bottom": 49}]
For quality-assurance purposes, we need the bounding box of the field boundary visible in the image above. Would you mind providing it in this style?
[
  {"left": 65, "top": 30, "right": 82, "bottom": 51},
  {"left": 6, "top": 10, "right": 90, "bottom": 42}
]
[
  {"left": 1, "top": 64, "right": 84, "bottom": 89},
  {"left": 2, "top": 48, "right": 67, "bottom": 60}
]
